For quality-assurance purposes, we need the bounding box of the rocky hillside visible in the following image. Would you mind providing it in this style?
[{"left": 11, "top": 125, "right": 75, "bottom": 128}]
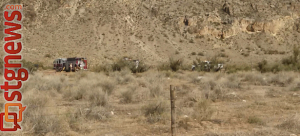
[{"left": 1, "top": 0, "right": 300, "bottom": 67}]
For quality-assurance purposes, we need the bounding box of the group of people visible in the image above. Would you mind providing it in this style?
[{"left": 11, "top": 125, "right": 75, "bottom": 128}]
[{"left": 68, "top": 63, "right": 83, "bottom": 72}]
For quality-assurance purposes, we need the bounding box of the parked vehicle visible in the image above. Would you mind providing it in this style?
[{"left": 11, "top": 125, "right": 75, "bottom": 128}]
[
  {"left": 53, "top": 58, "right": 67, "bottom": 72},
  {"left": 53, "top": 57, "right": 87, "bottom": 72}
]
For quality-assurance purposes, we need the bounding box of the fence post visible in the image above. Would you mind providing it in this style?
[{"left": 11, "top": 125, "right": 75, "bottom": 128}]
[{"left": 170, "top": 85, "right": 176, "bottom": 136}]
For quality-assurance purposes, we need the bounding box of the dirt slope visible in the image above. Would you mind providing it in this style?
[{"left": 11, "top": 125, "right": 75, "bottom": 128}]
[{"left": 1, "top": 0, "right": 300, "bottom": 67}]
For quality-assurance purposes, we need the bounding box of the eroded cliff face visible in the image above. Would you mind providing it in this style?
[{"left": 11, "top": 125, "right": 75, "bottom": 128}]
[
  {"left": 1, "top": 0, "right": 300, "bottom": 66},
  {"left": 178, "top": 9, "right": 299, "bottom": 39}
]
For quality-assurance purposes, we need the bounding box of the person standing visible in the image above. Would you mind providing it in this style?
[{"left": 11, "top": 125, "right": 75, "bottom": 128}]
[{"left": 70, "top": 63, "right": 73, "bottom": 72}]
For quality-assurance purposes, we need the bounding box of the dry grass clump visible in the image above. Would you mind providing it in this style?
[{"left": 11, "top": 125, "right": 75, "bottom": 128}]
[
  {"left": 22, "top": 91, "right": 68, "bottom": 135},
  {"left": 277, "top": 114, "right": 300, "bottom": 133},
  {"left": 111, "top": 68, "right": 135, "bottom": 85},
  {"left": 84, "top": 106, "right": 112, "bottom": 121},
  {"left": 89, "top": 89, "right": 109, "bottom": 107},
  {"left": 120, "top": 86, "right": 137, "bottom": 103},
  {"left": 192, "top": 100, "right": 214, "bottom": 122},
  {"left": 224, "top": 74, "right": 241, "bottom": 89},
  {"left": 149, "top": 83, "right": 163, "bottom": 98},
  {"left": 241, "top": 72, "right": 268, "bottom": 85},
  {"left": 143, "top": 99, "right": 169, "bottom": 124},
  {"left": 64, "top": 85, "right": 86, "bottom": 100},
  {"left": 157, "top": 58, "right": 183, "bottom": 72},
  {"left": 267, "top": 72, "right": 295, "bottom": 87},
  {"left": 289, "top": 82, "right": 300, "bottom": 92},
  {"left": 99, "top": 79, "right": 116, "bottom": 95},
  {"left": 247, "top": 116, "right": 265, "bottom": 126}
]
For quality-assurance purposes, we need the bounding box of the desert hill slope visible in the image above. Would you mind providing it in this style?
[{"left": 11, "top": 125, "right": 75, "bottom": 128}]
[{"left": 1, "top": 0, "right": 300, "bottom": 68}]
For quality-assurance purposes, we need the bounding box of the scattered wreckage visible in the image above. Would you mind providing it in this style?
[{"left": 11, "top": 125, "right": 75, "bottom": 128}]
[{"left": 192, "top": 60, "right": 224, "bottom": 72}]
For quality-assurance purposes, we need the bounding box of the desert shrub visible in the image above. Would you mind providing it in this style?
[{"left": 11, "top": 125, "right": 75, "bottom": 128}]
[
  {"left": 178, "top": 117, "right": 192, "bottom": 130},
  {"left": 242, "top": 73, "right": 268, "bottom": 85},
  {"left": 84, "top": 106, "right": 112, "bottom": 121},
  {"left": 157, "top": 58, "right": 183, "bottom": 72},
  {"left": 121, "top": 86, "right": 136, "bottom": 103},
  {"left": 290, "top": 83, "right": 300, "bottom": 92},
  {"left": 98, "top": 79, "right": 115, "bottom": 95},
  {"left": 44, "top": 54, "right": 51, "bottom": 58},
  {"left": 281, "top": 46, "right": 300, "bottom": 71},
  {"left": 219, "top": 53, "right": 228, "bottom": 57},
  {"left": 157, "top": 63, "right": 171, "bottom": 71},
  {"left": 111, "top": 59, "right": 128, "bottom": 71},
  {"left": 149, "top": 84, "right": 163, "bottom": 98},
  {"left": 226, "top": 64, "right": 251, "bottom": 74},
  {"left": 31, "top": 115, "right": 67, "bottom": 134},
  {"left": 248, "top": 116, "right": 265, "bottom": 125},
  {"left": 198, "top": 52, "right": 204, "bottom": 56},
  {"left": 224, "top": 75, "right": 241, "bottom": 89},
  {"left": 257, "top": 60, "right": 269, "bottom": 73},
  {"left": 268, "top": 74, "right": 294, "bottom": 87},
  {"left": 192, "top": 100, "right": 214, "bottom": 122},
  {"left": 277, "top": 115, "right": 300, "bottom": 133},
  {"left": 22, "top": 60, "right": 47, "bottom": 73},
  {"left": 89, "top": 89, "right": 108, "bottom": 106},
  {"left": 129, "top": 62, "right": 149, "bottom": 73},
  {"left": 191, "top": 52, "right": 196, "bottom": 55},
  {"left": 67, "top": 109, "right": 83, "bottom": 131},
  {"left": 169, "top": 58, "right": 182, "bottom": 72},
  {"left": 143, "top": 100, "right": 168, "bottom": 123},
  {"left": 115, "top": 73, "right": 134, "bottom": 85},
  {"left": 23, "top": 92, "right": 67, "bottom": 134},
  {"left": 73, "top": 87, "right": 85, "bottom": 100},
  {"left": 111, "top": 58, "right": 148, "bottom": 73},
  {"left": 92, "top": 64, "right": 112, "bottom": 73}
]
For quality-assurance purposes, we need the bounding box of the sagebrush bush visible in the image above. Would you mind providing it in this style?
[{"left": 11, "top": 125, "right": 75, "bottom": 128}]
[
  {"left": 169, "top": 58, "right": 182, "bottom": 72},
  {"left": 100, "top": 79, "right": 116, "bottom": 95},
  {"left": 22, "top": 60, "right": 46, "bottom": 73},
  {"left": 277, "top": 115, "right": 300, "bottom": 133},
  {"left": 121, "top": 86, "right": 136, "bottom": 103},
  {"left": 89, "top": 89, "right": 108, "bottom": 106},
  {"left": 248, "top": 116, "right": 265, "bottom": 125},
  {"left": 110, "top": 58, "right": 149, "bottom": 73},
  {"left": 149, "top": 84, "right": 163, "bottom": 98},
  {"left": 192, "top": 100, "right": 214, "bottom": 122},
  {"left": 143, "top": 100, "right": 168, "bottom": 123},
  {"left": 92, "top": 64, "right": 112, "bottom": 73}
]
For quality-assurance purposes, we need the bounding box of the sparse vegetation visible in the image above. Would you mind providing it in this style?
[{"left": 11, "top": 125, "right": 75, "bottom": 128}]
[
  {"left": 248, "top": 116, "right": 265, "bottom": 125},
  {"left": 198, "top": 52, "right": 204, "bottom": 56},
  {"left": 44, "top": 53, "right": 51, "bottom": 58},
  {"left": 192, "top": 100, "right": 214, "bottom": 122},
  {"left": 121, "top": 86, "right": 136, "bottom": 103},
  {"left": 143, "top": 100, "right": 168, "bottom": 124},
  {"left": 7, "top": 0, "right": 300, "bottom": 135}
]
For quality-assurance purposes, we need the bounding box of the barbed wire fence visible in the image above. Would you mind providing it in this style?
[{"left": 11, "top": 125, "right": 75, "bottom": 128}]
[{"left": 1, "top": 85, "right": 225, "bottom": 136}]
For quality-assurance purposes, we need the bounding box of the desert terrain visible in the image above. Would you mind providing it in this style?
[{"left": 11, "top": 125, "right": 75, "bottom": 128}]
[{"left": 0, "top": 0, "right": 300, "bottom": 136}]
